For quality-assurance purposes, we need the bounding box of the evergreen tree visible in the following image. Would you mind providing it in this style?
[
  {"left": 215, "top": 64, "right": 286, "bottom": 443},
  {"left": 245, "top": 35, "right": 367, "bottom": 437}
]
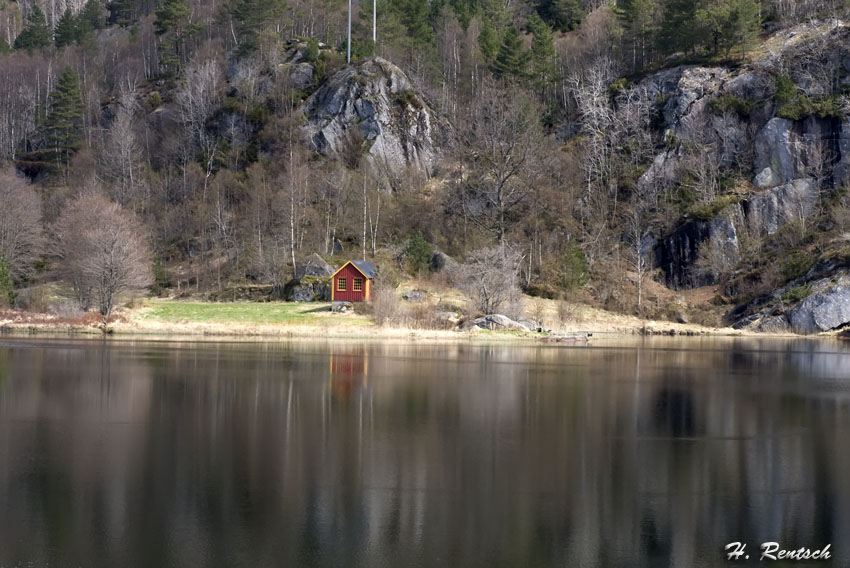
[
  {"left": 13, "top": 4, "right": 52, "bottom": 52},
  {"left": 396, "top": 0, "right": 433, "bottom": 46},
  {"left": 658, "top": 0, "right": 701, "bottom": 54},
  {"left": 44, "top": 67, "right": 85, "bottom": 167},
  {"left": 538, "top": 0, "right": 583, "bottom": 32},
  {"left": 528, "top": 12, "right": 556, "bottom": 91},
  {"left": 490, "top": 25, "right": 528, "bottom": 80},
  {"left": 727, "top": 0, "right": 760, "bottom": 53},
  {"left": 478, "top": 23, "right": 498, "bottom": 61},
  {"left": 78, "top": 0, "right": 107, "bottom": 40},
  {"left": 0, "top": 257, "right": 14, "bottom": 308},
  {"left": 616, "top": 0, "right": 656, "bottom": 71},
  {"left": 155, "top": 0, "right": 197, "bottom": 74},
  {"left": 231, "top": 0, "right": 286, "bottom": 55},
  {"left": 109, "top": 0, "right": 143, "bottom": 26},
  {"left": 54, "top": 9, "right": 79, "bottom": 49}
]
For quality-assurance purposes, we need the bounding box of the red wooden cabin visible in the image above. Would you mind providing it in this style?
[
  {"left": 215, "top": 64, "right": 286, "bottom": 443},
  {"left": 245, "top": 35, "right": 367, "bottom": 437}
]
[{"left": 331, "top": 260, "right": 377, "bottom": 302}]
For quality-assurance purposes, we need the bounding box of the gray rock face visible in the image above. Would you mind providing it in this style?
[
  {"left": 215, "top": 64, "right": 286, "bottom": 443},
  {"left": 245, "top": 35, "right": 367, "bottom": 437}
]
[
  {"left": 639, "top": 66, "right": 730, "bottom": 136},
  {"left": 287, "top": 63, "right": 314, "bottom": 90},
  {"left": 738, "top": 178, "right": 818, "bottom": 235},
  {"left": 470, "top": 314, "right": 530, "bottom": 332},
  {"left": 288, "top": 280, "right": 331, "bottom": 302},
  {"left": 655, "top": 179, "right": 819, "bottom": 289},
  {"left": 789, "top": 285, "right": 850, "bottom": 333},
  {"left": 303, "top": 58, "right": 442, "bottom": 182},
  {"left": 429, "top": 251, "right": 457, "bottom": 277},
  {"left": 402, "top": 290, "right": 427, "bottom": 303},
  {"left": 296, "top": 253, "right": 334, "bottom": 278},
  {"left": 754, "top": 118, "right": 797, "bottom": 187},
  {"left": 655, "top": 215, "right": 739, "bottom": 289},
  {"left": 753, "top": 116, "right": 843, "bottom": 188}
]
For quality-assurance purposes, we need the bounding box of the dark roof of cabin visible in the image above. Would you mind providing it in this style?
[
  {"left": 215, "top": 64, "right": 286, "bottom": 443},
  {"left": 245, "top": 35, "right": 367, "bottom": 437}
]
[{"left": 351, "top": 260, "right": 377, "bottom": 278}]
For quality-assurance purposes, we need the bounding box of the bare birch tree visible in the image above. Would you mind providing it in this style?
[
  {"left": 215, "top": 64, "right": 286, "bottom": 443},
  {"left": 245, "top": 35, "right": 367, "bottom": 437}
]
[
  {"left": 53, "top": 192, "right": 152, "bottom": 316},
  {"left": 0, "top": 169, "right": 43, "bottom": 281}
]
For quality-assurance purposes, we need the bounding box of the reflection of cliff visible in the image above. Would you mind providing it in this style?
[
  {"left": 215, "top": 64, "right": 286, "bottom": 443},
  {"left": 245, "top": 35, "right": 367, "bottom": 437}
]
[
  {"left": 653, "top": 388, "right": 697, "bottom": 437},
  {"left": 1, "top": 339, "right": 850, "bottom": 566}
]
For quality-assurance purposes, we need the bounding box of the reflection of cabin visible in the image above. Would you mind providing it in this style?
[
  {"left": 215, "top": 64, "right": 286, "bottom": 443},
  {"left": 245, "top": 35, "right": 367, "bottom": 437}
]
[
  {"left": 331, "top": 260, "right": 377, "bottom": 302},
  {"left": 329, "top": 351, "right": 370, "bottom": 398}
]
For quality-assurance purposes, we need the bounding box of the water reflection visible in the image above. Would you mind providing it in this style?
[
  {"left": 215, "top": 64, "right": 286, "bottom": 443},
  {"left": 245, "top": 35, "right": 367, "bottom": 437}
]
[{"left": 0, "top": 337, "right": 848, "bottom": 567}]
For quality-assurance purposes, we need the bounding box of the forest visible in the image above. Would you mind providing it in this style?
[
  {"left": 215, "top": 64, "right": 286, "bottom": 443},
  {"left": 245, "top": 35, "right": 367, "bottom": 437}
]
[{"left": 0, "top": 0, "right": 849, "bottom": 327}]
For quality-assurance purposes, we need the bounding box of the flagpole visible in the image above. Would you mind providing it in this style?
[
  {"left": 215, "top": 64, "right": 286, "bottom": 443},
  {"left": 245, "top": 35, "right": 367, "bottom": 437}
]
[{"left": 347, "top": 0, "right": 352, "bottom": 63}]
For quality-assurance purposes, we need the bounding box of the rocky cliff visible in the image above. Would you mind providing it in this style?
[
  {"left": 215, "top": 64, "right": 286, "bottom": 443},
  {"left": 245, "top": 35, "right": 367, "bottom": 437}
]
[
  {"left": 636, "top": 20, "right": 850, "bottom": 333},
  {"left": 302, "top": 58, "right": 444, "bottom": 186}
]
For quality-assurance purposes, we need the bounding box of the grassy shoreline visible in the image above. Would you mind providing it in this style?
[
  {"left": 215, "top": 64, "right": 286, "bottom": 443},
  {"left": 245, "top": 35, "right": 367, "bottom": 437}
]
[{"left": 0, "top": 298, "right": 819, "bottom": 341}]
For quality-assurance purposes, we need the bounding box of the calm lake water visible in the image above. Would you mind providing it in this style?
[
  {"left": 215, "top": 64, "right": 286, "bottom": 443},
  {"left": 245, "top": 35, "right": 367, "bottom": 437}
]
[{"left": 0, "top": 336, "right": 848, "bottom": 567}]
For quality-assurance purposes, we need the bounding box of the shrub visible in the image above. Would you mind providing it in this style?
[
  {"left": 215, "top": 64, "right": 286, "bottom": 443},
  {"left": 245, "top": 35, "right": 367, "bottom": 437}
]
[
  {"left": 774, "top": 73, "right": 796, "bottom": 105},
  {"left": 777, "top": 94, "right": 844, "bottom": 121},
  {"left": 557, "top": 241, "right": 588, "bottom": 291},
  {"left": 304, "top": 37, "right": 319, "bottom": 62},
  {"left": 688, "top": 195, "right": 741, "bottom": 221},
  {"left": 710, "top": 95, "right": 754, "bottom": 118},
  {"left": 781, "top": 253, "right": 814, "bottom": 282},
  {"left": 783, "top": 283, "right": 812, "bottom": 304},
  {"left": 0, "top": 257, "right": 15, "bottom": 308},
  {"left": 370, "top": 280, "right": 399, "bottom": 325},
  {"left": 405, "top": 231, "right": 432, "bottom": 275},
  {"left": 151, "top": 258, "right": 171, "bottom": 295}
]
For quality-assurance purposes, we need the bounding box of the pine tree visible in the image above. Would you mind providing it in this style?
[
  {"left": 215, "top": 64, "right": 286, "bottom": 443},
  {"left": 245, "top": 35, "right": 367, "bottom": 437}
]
[
  {"left": 0, "top": 257, "right": 15, "bottom": 308},
  {"left": 231, "top": 0, "right": 286, "bottom": 55},
  {"left": 13, "top": 4, "right": 52, "bottom": 52},
  {"left": 490, "top": 25, "right": 528, "bottom": 81},
  {"left": 528, "top": 13, "right": 556, "bottom": 91},
  {"left": 396, "top": 0, "right": 433, "bottom": 46},
  {"left": 109, "top": 0, "right": 143, "bottom": 26},
  {"left": 696, "top": 0, "right": 758, "bottom": 56},
  {"left": 478, "top": 23, "right": 498, "bottom": 61},
  {"left": 155, "top": 0, "right": 197, "bottom": 74},
  {"left": 55, "top": 9, "right": 79, "bottom": 48},
  {"left": 44, "top": 67, "right": 85, "bottom": 167},
  {"left": 658, "top": 0, "right": 701, "bottom": 54},
  {"left": 78, "top": 0, "right": 106, "bottom": 41},
  {"left": 727, "top": 0, "right": 760, "bottom": 53},
  {"left": 539, "top": 0, "right": 584, "bottom": 32},
  {"left": 615, "top": 0, "right": 656, "bottom": 71}
]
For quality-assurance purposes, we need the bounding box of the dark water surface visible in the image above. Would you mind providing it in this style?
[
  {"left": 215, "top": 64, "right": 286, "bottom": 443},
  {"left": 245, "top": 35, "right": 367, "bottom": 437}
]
[{"left": 1, "top": 337, "right": 849, "bottom": 567}]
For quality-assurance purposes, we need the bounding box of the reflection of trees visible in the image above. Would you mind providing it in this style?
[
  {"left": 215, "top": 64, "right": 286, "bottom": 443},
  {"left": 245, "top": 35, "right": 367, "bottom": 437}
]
[{"left": 1, "top": 339, "right": 850, "bottom": 566}]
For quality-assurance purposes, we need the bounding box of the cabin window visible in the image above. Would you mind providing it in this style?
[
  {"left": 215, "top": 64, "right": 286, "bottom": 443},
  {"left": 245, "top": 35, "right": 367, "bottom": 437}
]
[
  {"left": 353, "top": 278, "right": 363, "bottom": 291},
  {"left": 337, "top": 277, "right": 347, "bottom": 291}
]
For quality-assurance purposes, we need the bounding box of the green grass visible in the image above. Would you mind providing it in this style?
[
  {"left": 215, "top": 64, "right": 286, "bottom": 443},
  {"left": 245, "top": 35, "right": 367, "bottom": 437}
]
[{"left": 138, "top": 300, "right": 372, "bottom": 327}]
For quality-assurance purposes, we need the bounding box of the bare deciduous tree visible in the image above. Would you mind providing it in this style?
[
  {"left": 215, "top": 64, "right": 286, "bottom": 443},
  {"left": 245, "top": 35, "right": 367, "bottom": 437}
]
[
  {"left": 101, "top": 80, "right": 144, "bottom": 207},
  {"left": 53, "top": 192, "right": 152, "bottom": 316},
  {"left": 455, "top": 80, "right": 542, "bottom": 245},
  {"left": 457, "top": 245, "right": 522, "bottom": 315},
  {"left": 0, "top": 169, "right": 43, "bottom": 281}
]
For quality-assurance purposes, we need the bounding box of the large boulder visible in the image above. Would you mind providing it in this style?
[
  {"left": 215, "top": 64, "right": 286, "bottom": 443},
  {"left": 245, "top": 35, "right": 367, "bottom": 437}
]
[
  {"left": 789, "top": 285, "right": 850, "bottom": 334},
  {"left": 429, "top": 251, "right": 456, "bottom": 273},
  {"left": 296, "top": 253, "right": 334, "bottom": 278},
  {"left": 302, "top": 57, "right": 444, "bottom": 183},
  {"left": 285, "top": 275, "right": 331, "bottom": 302},
  {"left": 737, "top": 178, "right": 818, "bottom": 235},
  {"left": 402, "top": 290, "right": 427, "bottom": 303},
  {"left": 753, "top": 117, "right": 842, "bottom": 188},
  {"left": 469, "top": 314, "right": 530, "bottom": 332}
]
